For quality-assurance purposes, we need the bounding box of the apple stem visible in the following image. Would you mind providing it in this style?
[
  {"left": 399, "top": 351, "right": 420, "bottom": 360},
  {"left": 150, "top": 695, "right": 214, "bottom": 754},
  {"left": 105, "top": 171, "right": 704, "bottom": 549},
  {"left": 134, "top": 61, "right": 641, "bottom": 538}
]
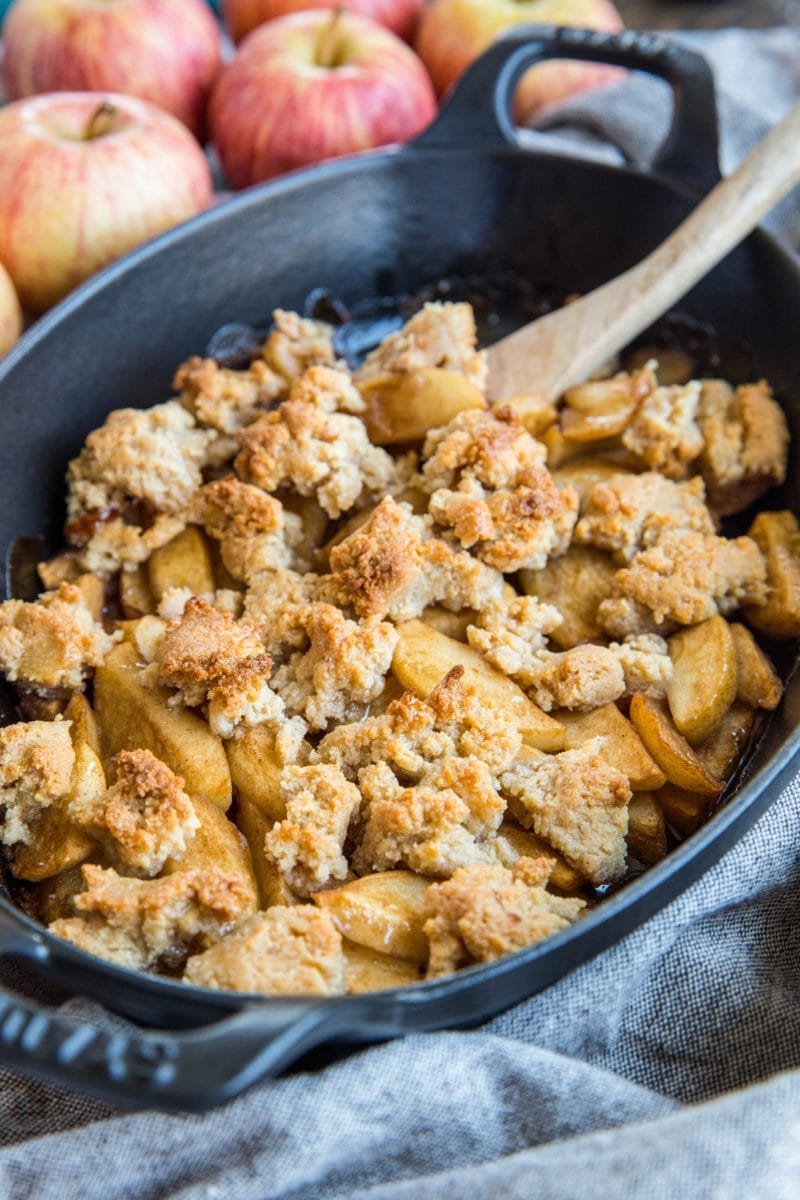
[
  {"left": 315, "top": 6, "right": 345, "bottom": 69},
  {"left": 84, "top": 101, "right": 117, "bottom": 141}
]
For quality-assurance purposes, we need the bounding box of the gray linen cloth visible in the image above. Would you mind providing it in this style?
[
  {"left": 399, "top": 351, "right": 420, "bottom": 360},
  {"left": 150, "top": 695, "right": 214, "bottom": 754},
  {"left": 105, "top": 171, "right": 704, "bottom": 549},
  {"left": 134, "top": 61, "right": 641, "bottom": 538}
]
[{"left": 0, "top": 27, "right": 799, "bottom": 1199}]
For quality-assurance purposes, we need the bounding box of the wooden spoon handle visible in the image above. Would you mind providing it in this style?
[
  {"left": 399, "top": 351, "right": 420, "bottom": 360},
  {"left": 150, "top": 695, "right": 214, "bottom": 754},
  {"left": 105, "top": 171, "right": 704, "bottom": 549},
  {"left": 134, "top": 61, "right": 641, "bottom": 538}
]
[{"left": 488, "top": 98, "right": 800, "bottom": 403}]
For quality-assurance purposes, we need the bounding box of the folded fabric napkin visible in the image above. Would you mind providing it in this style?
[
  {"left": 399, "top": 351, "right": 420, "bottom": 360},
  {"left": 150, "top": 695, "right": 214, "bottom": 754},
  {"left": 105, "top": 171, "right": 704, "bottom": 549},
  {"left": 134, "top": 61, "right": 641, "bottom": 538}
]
[{"left": 0, "top": 27, "right": 798, "bottom": 1200}]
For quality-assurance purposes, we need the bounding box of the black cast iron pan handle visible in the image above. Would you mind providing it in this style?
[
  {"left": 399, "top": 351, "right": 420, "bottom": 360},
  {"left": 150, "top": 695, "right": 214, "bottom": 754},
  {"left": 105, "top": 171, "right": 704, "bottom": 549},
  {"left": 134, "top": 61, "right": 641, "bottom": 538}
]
[
  {"left": 414, "top": 25, "right": 721, "bottom": 197},
  {"left": 0, "top": 917, "right": 349, "bottom": 1111}
]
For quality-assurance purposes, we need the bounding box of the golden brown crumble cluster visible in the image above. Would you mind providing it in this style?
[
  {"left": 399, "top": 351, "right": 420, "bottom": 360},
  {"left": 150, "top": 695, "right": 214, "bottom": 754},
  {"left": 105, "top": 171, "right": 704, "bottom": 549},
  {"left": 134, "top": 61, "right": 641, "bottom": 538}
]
[
  {"left": 0, "top": 582, "right": 119, "bottom": 692},
  {"left": 424, "top": 857, "right": 585, "bottom": 978},
  {"left": 71, "top": 749, "right": 199, "bottom": 877},
  {"left": 0, "top": 720, "right": 75, "bottom": 846},
  {"left": 235, "top": 366, "right": 402, "bottom": 519},
  {"left": 420, "top": 407, "right": 579, "bottom": 572},
  {"left": 356, "top": 302, "right": 486, "bottom": 389},
  {"left": 50, "top": 862, "right": 255, "bottom": 972},
  {"left": 0, "top": 300, "right": 792, "bottom": 997},
  {"left": 323, "top": 496, "right": 504, "bottom": 621}
]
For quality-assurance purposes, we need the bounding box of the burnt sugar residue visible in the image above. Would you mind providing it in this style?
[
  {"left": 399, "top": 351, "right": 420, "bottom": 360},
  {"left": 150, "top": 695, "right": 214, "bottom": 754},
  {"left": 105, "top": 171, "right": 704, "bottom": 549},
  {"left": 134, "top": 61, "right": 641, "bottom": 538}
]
[{"left": 203, "top": 270, "right": 755, "bottom": 384}]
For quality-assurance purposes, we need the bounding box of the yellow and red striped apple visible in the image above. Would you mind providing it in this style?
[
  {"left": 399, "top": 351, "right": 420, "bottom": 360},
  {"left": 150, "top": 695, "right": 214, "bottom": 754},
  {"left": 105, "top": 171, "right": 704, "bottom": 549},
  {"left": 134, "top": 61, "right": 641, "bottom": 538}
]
[
  {"left": 2, "top": 0, "right": 222, "bottom": 138},
  {"left": 0, "top": 264, "right": 23, "bottom": 358},
  {"left": 416, "top": 0, "right": 624, "bottom": 122},
  {"left": 0, "top": 93, "right": 213, "bottom": 313},
  {"left": 209, "top": 9, "right": 438, "bottom": 188},
  {"left": 222, "top": 0, "right": 424, "bottom": 45}
]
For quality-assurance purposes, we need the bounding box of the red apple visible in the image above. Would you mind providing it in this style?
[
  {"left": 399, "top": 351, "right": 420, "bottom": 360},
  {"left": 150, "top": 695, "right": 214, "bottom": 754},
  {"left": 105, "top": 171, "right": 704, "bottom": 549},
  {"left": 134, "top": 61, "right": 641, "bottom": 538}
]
[
  {"left": 0, "top": 93, "right": 213, "bottom": 313},
  {"left": 416, "top": 0, "right": 624, "bottom": 122},
  {"left": 2, "top": 0, "right": 222, "bottom": 138},
  {"left": 209, "top": 9, "right": 438, "bottom": 188},
  {"left": 0, "top": 264, "right": 23, "bottom": 358},
  {"left": 223, "top": 0, "right": 424, "bottom": 45}
]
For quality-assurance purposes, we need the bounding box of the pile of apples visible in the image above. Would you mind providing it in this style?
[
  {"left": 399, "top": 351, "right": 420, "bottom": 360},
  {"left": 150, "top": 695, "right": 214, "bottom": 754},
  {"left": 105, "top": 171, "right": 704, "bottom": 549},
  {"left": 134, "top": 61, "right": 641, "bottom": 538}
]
[{"left": 0, "top": 0, "right": 623, "bottom": 347}]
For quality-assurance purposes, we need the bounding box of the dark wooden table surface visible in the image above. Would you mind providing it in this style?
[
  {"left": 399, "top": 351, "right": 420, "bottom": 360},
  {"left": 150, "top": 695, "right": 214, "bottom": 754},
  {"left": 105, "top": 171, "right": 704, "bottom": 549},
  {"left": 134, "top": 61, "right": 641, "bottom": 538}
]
[{"left": 618, "top": 0, "right": 800, "bottom": 28}]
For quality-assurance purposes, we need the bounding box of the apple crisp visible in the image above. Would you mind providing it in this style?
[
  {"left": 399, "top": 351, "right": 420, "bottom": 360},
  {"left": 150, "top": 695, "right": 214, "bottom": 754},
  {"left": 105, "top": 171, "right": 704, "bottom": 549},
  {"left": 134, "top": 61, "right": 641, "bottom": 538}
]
[
  {"left": 424, "top": 857, "right": 586, "bottom": 978},
  {"left": 66, "top": 401, "right": 220, "bottom": 576},
  {"left": 355, "top": 301, "right": 486, "bottom": 391},
  {"left": 50, "top": 861, "right": 255, "bottom": 972},
  {"left": 1, "top": 299, "right": 792, "bottom": 997},
  {"left": 235, "top": 366, "right": 400, "bottom": 519},
  {"left": 697, "top": 379, "right": 790, "bottom": 515},
  {"left": 574, "top": 473, "right": 715, "bottom": 564},
  {"left": 0, "top": 581, "right": 119, "bottom": 693},
  {"left": 420, "top": 406, "right": 579, "bottom": 571},
  {"left": 70, "top": 748, "right": 199, "bottom": 878},
  {"left": 175, "top": 355, "right": 285, "bottom": 435},
  {"left": 0, "top": 719, "right": 75, "bottom": 846}
]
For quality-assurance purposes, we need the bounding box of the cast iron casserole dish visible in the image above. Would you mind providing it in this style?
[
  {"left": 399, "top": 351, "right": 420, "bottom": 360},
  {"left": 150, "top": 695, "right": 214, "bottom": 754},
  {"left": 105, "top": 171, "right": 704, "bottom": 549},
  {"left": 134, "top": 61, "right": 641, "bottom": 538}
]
[{"left": 0, "top": 26, "right": 798, "bottom": 1111}]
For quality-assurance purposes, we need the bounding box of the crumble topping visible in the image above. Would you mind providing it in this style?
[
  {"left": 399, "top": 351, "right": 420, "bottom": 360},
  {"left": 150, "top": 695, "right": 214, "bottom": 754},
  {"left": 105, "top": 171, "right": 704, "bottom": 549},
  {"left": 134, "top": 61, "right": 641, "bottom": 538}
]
[
  {"left": 67, "top": 401, "right": 213, "bottom": 517},
  {"left": 316, "top": 667, "right": 522, "bottom": 783},
  {"left": 0, "top": 720, "right": 74, "bottom": 846},
  {"left": 420, "top": 408, "right": 577, "bottom": 571},
  {"left": 183, "top": 906, "right": 346, "bottom": 995},
  {"left": 501, "top": 742, "right": 632, "bottom": 885},
  {"left": 356, "top": 301, "right": 487, "bottom": 392},
  {"left": 156, "top": 587, "right": 243, "bottom": 621},
  {"left": 0, "top": 582, "right": 119, "bottom": 691},
  {"left": 263, "top": 310, "right": 336, "bottom": 382},
  {"left": 319, "top": 671, "right": 521, "bottom": 878},
  {"left": 512, "top": 638, "right": 670, "bottom": 711},
  {"left": 153, "top": 596, "right": 268, "bottom": 705},
  {"left": 698, "top": 379, "right": 790, "bottom": 515},
  {"left": 50, "top": 861, "right": 253, "bottom": 970},
  {"left": 289, "top": 362, "right": 367, "bottom": 414},
  {"left": 70, "top": 749, "right": 199, "bottom": 877},
  {"left": 146, "top": 596, "right": 293, "bottom": 741},
  {"left": 71, "top": 516, "right": 188, "bottom": 579},
  {"left": 593, "top": 596, "right": 671, "bottom": 640},
  {"left": 1, "top": 300, "right": 787, "bottom": 995},
  {"left": 466, "top": 593, "right": 564, "bottom": 679},
  {"left": 514, "top": 644, "right": 627, "bottom": 712},
  {"left": 264, "top": 764, "right": 362, "bottom": 895},
  {"left": 174, "top": 355, "right": 284, "bottom": 434},
  {"left": 467, "top": 598, "right": 671, "bottom": 709},
  {"left": 323, "top": 496, "right": 503, "bottom": 621},
  {"left": 242, "top": 569, "right": 321, "bottom": 656},
  {"left": 352, "top": 755, "right": 507, "bottom": 878},
  {"left": 622, "top": 380, "right": 703, "bottom": 478},
  {"left": 208, "top": 661, "right": 298, "bottom": 743},
  {"left": 235, "top": 366, "right": 399, "bottom": 519},
  {"left": 192, "top": 478, "right": 307, "bottom": 583},
  {"left": 420, "top": 406, "right": 547, "bottom": 493},
  {"left": 427, "top": 471, "right": 579, "bottom": 573},
  {"left": 611, "top": 633, "right": 673, "bottom": 694},
  {"left": 424, "top": 857, "right": 585, "bottom": 978},
  {"left": 66, "top": 401, "right": 215, "bottom": 575},
  {"left": 601, "top": 530, "right": 768, "bottom": 629},
  {"left": 575, "top": 473, "right": 715, "bottom": 564},
  {"left": 268, "top": 602, "right": 398, "bottom": 731}
]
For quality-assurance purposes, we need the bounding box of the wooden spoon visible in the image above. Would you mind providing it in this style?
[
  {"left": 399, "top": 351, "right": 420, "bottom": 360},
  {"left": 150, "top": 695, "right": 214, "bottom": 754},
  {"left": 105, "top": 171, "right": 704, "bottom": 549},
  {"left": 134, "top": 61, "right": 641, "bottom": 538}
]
[{"left": 487, "top": 98, "right": 800, "bottom": 404}]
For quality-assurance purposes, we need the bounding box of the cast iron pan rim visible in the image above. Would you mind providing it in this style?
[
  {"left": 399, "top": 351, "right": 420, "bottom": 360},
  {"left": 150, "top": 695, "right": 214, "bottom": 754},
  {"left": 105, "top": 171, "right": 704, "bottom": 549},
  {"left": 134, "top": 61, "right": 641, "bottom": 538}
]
[
  {"left": 0, "top": 133, "right": 740, "bottom": 389},
  {"left": 8, "top": 705, "right": 797, "bottom": 1016}
]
